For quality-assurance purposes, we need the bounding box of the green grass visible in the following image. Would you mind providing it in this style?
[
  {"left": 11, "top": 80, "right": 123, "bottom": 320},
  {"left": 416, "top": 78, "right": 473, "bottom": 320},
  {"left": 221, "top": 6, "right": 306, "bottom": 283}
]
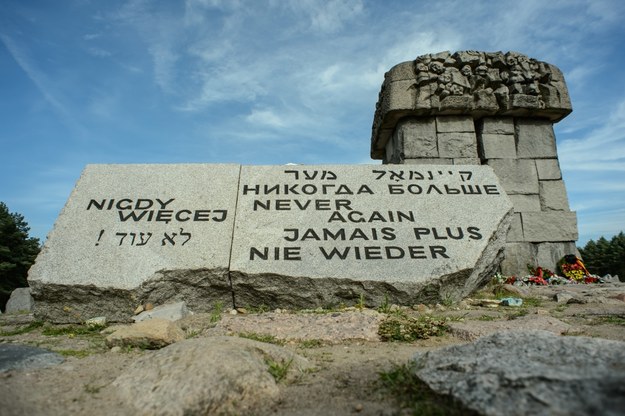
[
  {"left": 476, "top": 314, "right": 500, "bottom": 321},
  {"left": 41, "top": 324, "right": 105, "bottom": 336},
  {"left": 379, "top": 364, "right": 472, "bottom": 415},
  {"left": 593, "top": 316, "right": 625, "bottom": 326},
  {"left": 298, "top": 339, "right": 324, "bottom": 348},
  {"left": 266, "top": 357, "right": 294, "bottom": 382},
  {"left": 238, "top": 332, "right": 285, "bottom": 345},
  {"left": 377, "top": 294, "right": 392, "bottom": 314},
  {"left": 0, "top": 320, "right": 44, "bottom": 336},
  {"left": 55, "top": 349, "right": 93, "bottom": 358}
]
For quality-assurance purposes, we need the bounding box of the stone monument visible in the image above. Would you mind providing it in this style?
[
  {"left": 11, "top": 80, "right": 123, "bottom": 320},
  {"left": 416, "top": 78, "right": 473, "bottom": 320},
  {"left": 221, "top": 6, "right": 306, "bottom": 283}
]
[
  {"left": 29, "top": 164, "right": 512, "bottom": 322},
  {"left": 370, "top": 51, "right": 578, "bottom": 276}
]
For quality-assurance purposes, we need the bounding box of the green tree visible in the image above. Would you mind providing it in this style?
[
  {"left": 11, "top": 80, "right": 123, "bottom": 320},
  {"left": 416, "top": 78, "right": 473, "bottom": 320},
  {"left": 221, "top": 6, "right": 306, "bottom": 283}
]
[
  {"left": 0, "top": 202, "right": 40, "bottom": 311},
  {"left": 579, "top": 232, "right": 625, "bottom": 280}
]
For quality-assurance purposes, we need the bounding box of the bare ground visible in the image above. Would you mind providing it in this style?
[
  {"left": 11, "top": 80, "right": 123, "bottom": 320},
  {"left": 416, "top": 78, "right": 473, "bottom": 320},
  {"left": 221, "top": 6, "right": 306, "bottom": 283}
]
[{"left": 1, "top": 283, "right": 624, "bottom": 416}]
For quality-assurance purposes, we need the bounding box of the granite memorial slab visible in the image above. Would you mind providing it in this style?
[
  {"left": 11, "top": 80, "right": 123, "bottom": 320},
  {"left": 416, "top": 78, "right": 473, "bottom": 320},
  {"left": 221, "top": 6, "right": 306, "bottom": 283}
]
[
  {"left": 28, "top": 164, "right": 240, "bottom": 322},
  {"left": 229, "top": 164, "right": 513, "bottom": 308}
]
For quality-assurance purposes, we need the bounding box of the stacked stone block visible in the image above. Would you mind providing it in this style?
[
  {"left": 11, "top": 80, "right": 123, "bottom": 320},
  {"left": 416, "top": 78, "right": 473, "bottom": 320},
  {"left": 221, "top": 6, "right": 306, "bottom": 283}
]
[
  {"left": 479, "top": 117, "right": 578, "bottom": 275},
  {"left": 373, "top": 51, "right": 579, "bottom": 276}
]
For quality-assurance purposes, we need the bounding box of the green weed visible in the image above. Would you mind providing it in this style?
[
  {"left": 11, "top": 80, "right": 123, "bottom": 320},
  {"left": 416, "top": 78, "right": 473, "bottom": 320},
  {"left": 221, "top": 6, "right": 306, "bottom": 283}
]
[
  {"left": 42, "top": 324, "right": 104, "bottom": 336},
  {"left": 210, "top": 301, "right": 223, "bottom": 323},
  {"left": 0, "top": 320, "right": 44, "bottom": 336},
  {"left": 378, "top": 315, "right": 449, "bottom": 342},
  {"left": 266, "top": 357, "right": 293, "bottom": 382},
  {"left": 298, "top": 339, "right": 324, "bottom": 348},
  {"left": 377, "top": 294, "right": 391, "bottom": 314},
  {"left": 56, "top": 349, "right": 92, "bottom": 358}
]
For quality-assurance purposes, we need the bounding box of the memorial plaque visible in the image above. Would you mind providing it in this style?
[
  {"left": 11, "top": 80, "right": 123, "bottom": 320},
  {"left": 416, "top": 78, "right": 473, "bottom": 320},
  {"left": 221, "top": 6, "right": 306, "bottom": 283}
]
[
  {"left": 28, "top": 164, "right": 240, "bottom": 322},
  {"left": 230, "top": 165, "right": 513, "bottom": 308}
]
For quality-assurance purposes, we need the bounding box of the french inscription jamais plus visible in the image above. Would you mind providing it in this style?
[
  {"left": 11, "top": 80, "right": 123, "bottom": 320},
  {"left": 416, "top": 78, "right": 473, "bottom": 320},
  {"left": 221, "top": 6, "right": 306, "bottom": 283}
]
[{"left": 230, "top": 165, "right": 512, "bottom": 284}]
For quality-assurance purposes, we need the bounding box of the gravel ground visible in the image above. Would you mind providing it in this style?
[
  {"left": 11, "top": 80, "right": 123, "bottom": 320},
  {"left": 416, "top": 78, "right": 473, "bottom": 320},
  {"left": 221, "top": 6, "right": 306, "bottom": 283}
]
[{"left": 1, "top": 283, "right": 624, "bottom": 416}]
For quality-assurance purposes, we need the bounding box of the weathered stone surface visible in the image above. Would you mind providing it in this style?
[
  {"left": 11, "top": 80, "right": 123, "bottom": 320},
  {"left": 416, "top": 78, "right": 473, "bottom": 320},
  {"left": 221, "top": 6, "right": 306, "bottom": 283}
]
[
  {"left": 479, "top": 117, "right": 514, "bottom": 135},
  {"left": 5, "top": 287, "right": 34, "bottom": 313},
  {"left": 534, "top": 241, "right": 578, "bottom": 269},
  {"left": 105, "top": 318, "right": 185, "bottom": 349},
  {"left": 230, "top": 165, "right": 512, "bottom": 308},
  {"left": 500, "top": 242, "right": 534, "bottom": 275},
  {"left": 412, "top": 331, "right": 625, "bottom": 416},
  {"left": 448, "top": 315, "right": 571, "bottom": 341},
  {"left": 393, "top": 118, "right": 438, "bottom": 159},
  {"left": 371, "top": 51, "right": 572, "bottom": 158},
  {"left": 506, "top": 213, "right": 524, "bottom": 242},
  {"left": 113, "top": 336, "right": 313, "bottom": 416},
  {"left": 436, "top": 116, "right": 474, "bottom": 133},
  {"left": 0, "top": 344, "right": 64, "bottom": 372},
  {"left": 479, "top": 133, "right": 517, "bottom": 159},
  {"left": 452, "top": 158, "right": 480, "bottom": 165},
  {"left": 487, "top": 159, "right": 538, "bottom": 194},
  {"left": 535, "top": 158, "right": 562, "bottom": 180},
  {"left": 539, "top": 179, "right": 570, "bottom": 210},
  {"left": 515, "top": 119, "right": 558, "bottom": 158},
  {"left": 509, "top": 194, "right": 541, "bottom": 212},
  {"left": 133, "top": 301, "right": 191, "bottom": 322},
  {"left": 437, "top": 133, "right": 478, "bottom": 158},
  {"left": 28, "top": 164, "right": 240, "bottom": 322},
  {"left": 522, "top": 211, "right": 578, "bottom": 242},
  {"left": 404, "top": 158, "right": 453, "bottom": 165}
]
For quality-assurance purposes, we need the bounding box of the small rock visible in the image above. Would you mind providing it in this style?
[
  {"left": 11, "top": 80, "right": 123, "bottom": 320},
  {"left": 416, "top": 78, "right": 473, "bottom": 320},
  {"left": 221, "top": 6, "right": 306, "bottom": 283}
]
[
  {"left": 496, "top": 284, "right": 528, "bottom": 297},
  {"left": 133, "top": 301, "right": 190, "bottom": 323},
  {"left": 610, "top": 293, "right": 625, "bottom": 302},
  {"left": 554, "top": 292, "right": 574, "bottom": 304},
  {"left": 105, "top": 318, "right": 185, "bottom": 349},
  {"left": 134, "top": 305, "right": 144, "bottom": 315},
  {"left": 500, "top": 297, "right": 522, "bottom": 307},
  {"left": 110, "top": 346, "right": 122, "bottom": 353},
  {"left": 236, "top": 308, "right": 248, "bottom": 314},
  {"left": 145, "top": 303, "right": 154, "bottom": 311},
  {"left": 85, "top": 316, "right": 107, "bottom": 327},
  {"left": 229, "top": 309, "right": 238, "bottom": 315},
  {"left": 354, "top": 403, "right": 364, "bottom": 412},
  {"left": 5, "top": 288, "right": 34, "bottom": 314}
]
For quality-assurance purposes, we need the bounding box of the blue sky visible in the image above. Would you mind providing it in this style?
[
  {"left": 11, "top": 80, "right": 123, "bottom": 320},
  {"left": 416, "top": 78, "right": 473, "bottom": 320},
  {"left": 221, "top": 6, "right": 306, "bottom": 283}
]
[{"left": 1, "top": 0, "right": 624, "bottom": 246}]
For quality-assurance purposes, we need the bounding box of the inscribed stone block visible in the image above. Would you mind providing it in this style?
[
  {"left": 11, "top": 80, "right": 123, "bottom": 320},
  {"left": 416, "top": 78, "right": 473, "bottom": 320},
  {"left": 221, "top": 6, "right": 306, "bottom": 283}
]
[
  {"left": 535, "top": 159, "right": 562, "bottom": 180},
  {"left": 521, "top": 211, "right": 578, "bottom": 242},
  {"left": 515, "top": 119, "right": 557, "bottom": 158},
  {"left": 28, "top": 164, "right": 240, "bottom": 322},
  {"left": 487, "top": 159, "right": 539, "bottom": 195},
  {"left": 479, "top": 133, "right": 517, "bottom": 159},
  {"left": 539, "top": 180, "right": 570, "bottom": 211},
  {"left": 436, "top": 116, "right": 475, "bottom": 133},
  {"left": 438, "top": 133, "right": 478, "bottom": 158},
  {"left": 480, "top": 117, "right": 515, "bottom": 135},
  {"left": 509, "top": 194, "right": 541, "bottom": 212},
  {"left": 230, "top": 165, "right": 513, "bottom": 308}
]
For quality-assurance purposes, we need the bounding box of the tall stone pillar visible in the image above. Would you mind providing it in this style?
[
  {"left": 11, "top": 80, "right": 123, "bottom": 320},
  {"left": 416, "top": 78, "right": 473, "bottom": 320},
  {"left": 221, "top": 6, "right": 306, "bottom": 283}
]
[{"left": 371, "top": 51, "right": 577, "bottom": 276}]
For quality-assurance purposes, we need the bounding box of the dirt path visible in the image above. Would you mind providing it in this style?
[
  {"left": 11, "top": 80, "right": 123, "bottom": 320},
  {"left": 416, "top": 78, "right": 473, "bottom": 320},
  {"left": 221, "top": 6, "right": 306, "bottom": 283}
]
[{"left": 1, "top": 283, "right": 624, "bottom": 416}]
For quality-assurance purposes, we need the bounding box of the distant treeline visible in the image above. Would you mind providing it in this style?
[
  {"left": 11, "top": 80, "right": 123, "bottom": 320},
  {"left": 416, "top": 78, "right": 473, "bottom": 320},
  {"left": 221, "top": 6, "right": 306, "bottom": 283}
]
[{"left": 579, "top": 232, "right": 625, "bottom": 279}]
